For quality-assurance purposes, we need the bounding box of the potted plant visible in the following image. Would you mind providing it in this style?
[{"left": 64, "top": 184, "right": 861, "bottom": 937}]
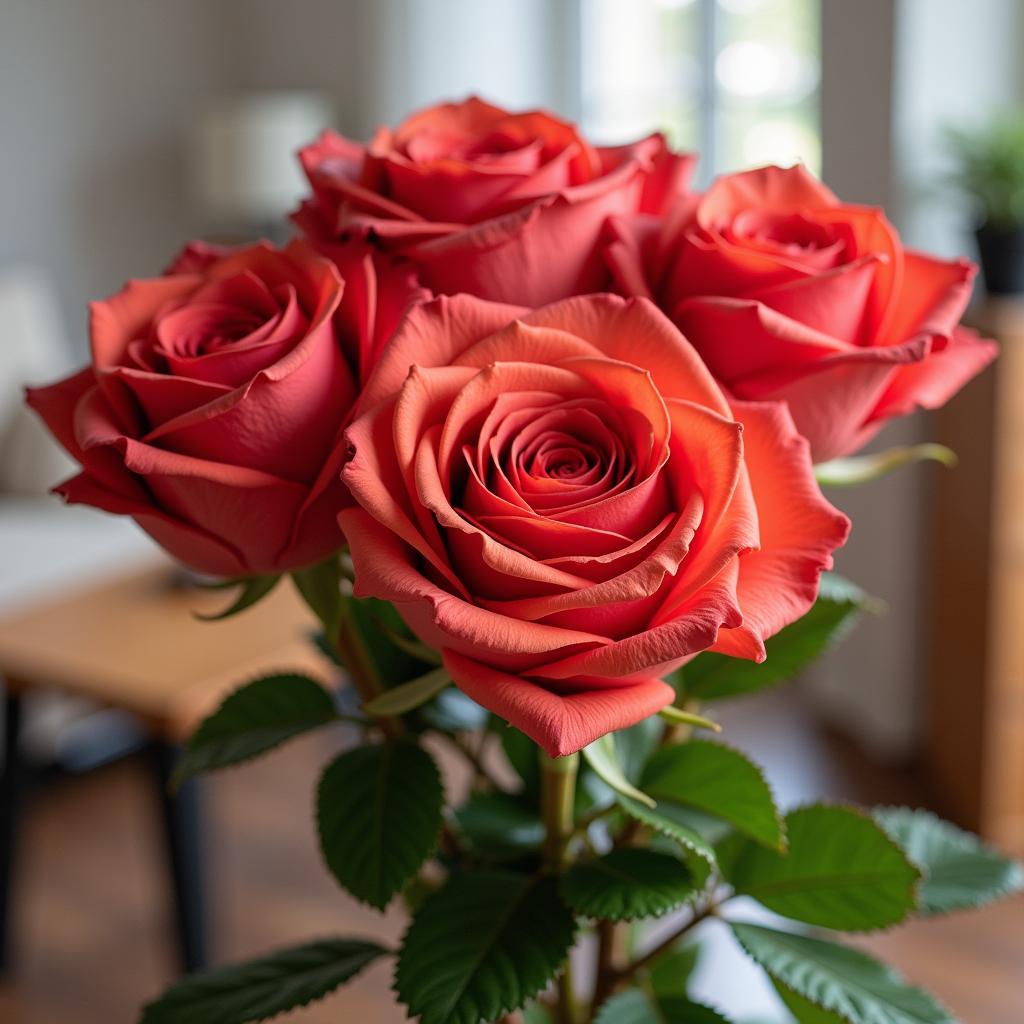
[{"left": 946, "top": 115, "right": 1024, "bottom": 295}]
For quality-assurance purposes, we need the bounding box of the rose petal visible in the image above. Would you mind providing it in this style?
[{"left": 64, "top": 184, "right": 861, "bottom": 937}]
[
  {"left": 339, "top": 507, "right": 608, "bottom": 670},
  {"left": 357, "top": 294, "right": 528, "bottom": 414},
  {"left": 867, "top": 326, "right": 998, "bottom": 425},
  {"left": 710, "top": 400, "right": 850, "bottom": 659},
  {"left": 443, "top": 649, "right": 673, "bottom": 757}
]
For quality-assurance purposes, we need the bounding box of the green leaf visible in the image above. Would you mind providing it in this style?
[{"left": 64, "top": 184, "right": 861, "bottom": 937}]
[
  {"left": 874, "top": 806, "right": 1024, "bottom": 915},
  {"left": 615, "top": 715, "right": 666, "bottom": 782},
  {"left": 725, "top": 805, "right": 920, "bottom": 931},
  {"left": 731, "top": 923, "right": 954, "bottom": 1024},
  {"left": 498, "top": 722, "right": 543, "bottom": 798},
  {"left": 584, "top": 734, "right": 656, "bottom": 808},
  {"left": 455, "top": 791, "right": 544, "bottom": 856},
  {"left": 642, "top": 741, "right": 783, "bottom": 850},
  {"left": 774, "top": 980, "right": 847, "bottom": 1023},
  {"left": 523, "top": 1002, "right": 555, "bottom": 1024},
  {"left": 814, "top": 444, "right": 957, "bottom": 487},
  {"left": 173, "top": 674, "right": 338, "bottom": 788},
  {"left": 195, "top": 574, "right": 281, "bottom": 622},
  {"left": 595, "top": 989, "right": 730, "bottom": 1023},
  {"left": 680, "top": 578, "right": 867, "bottom": 700},
  {"left": 362, "top": 667, "right": 451, "bottom": 716},
  {"left": 291, "top": 557, "right": 344, "bottom": 635},
  {"left": 346, "top": 596, "right": 432, "bottom": 684},
  {"left": 616, "top": 796, "right": 716, "bottom": 889},
  {"left": 317, "top": 739, "right": 443, "bottom": 909},
  {"left": 649, "top": 941, "right": 702, "bottom": 998},
  {"left": 395, "top": 870, "right": 576, "bottom": 1024},
  {"left": 560, "top": 848, "right": 697, "bottom": 921},
  {"left": 139, "top": 938, "right": 387, "bottom": 1024}
]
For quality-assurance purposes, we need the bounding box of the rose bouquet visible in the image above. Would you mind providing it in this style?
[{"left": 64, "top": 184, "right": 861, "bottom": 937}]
[{"left": 26, "top": 98, "right": 1020, "bottom": 1024}]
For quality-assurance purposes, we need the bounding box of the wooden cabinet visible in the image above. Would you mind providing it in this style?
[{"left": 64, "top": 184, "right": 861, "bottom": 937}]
[{"left": 926, "top": 299, "right": 1024, "bottom": 854}]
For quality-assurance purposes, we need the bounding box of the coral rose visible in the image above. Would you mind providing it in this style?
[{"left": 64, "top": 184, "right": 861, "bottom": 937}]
[
  {"left": 606, "top": 164, "right": 998, "bottom": 461},
  {"left": 340, "top": 294, "right": 849, "bottom": 755},
  {"left": 294, "top": 96, "right": 694, "bottom": 307},
  {"left": 27, "top": 239, "right": 424, "bottom": 577}
]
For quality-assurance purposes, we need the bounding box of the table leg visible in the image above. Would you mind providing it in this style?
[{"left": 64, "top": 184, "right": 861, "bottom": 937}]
[
  {"left": 0, "top": 689, "right": 24, "bottom": 973},
  {"left": 145, "top": 742, "right": 208, "bottom": 974}
]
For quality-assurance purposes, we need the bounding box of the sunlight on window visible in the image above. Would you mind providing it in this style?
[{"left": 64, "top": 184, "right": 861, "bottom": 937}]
[{"left": 580, "top": 0, "right": 821, "bottom": 180}]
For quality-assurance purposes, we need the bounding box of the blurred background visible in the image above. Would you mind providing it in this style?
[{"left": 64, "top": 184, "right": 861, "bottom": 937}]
[{"left": 1, "top": 1, "right": 1023, "bottom": 1021}]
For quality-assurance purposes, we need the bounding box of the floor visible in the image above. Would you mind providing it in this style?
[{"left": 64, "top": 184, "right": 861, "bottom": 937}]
[{"left": 0, "top": 689, "right": 1021, "bottom": 1023}]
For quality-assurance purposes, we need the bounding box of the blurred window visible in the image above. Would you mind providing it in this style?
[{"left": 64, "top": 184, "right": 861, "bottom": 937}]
[{"left": 579, "top": 0, "right": 821, "bottom": 183}]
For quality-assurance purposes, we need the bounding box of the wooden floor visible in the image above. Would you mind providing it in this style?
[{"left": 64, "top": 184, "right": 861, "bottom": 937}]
[{"left": 0, "top": 690, "right": 1021, "bottom": 1023}]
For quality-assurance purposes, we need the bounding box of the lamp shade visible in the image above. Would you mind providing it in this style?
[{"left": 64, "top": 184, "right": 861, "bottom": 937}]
[{"left": 191, "top": 91, "right": 334, "bottom": 226}]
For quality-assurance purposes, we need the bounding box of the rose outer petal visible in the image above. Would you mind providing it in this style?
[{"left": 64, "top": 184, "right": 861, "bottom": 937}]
[{"left": 443, "top": 648, "right": 674, "bottom": 758}]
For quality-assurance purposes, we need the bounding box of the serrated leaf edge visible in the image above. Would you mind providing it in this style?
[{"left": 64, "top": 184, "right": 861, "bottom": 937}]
[
  {"left": 393, "top": 873, "right": 577, "bottom": 1024},
  {"left": 734, "top": 801, "right": 924, "bottom": 936},
  {"left": 873, "top": 805, "right": 1024, "bottom": 914},
  {"left": 643, "top": 739, "right": 787, "bottom": 853},
  {"left": 730, "top": 921, "right": 956, "bottom": 1024},
  {"left": 173, "top": 671, "right": 338, "bottom": 787}
]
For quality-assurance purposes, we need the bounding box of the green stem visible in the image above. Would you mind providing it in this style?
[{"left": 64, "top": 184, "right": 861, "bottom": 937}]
[
  {"left": 335, "top": 604, "right": 403, "bottom": 739},
  {"left": 540, "top": 749, "right": 579, "bottom": 1023},
  {"left": 540, "top": 750, "right": 578, "bottom": 870},
  {"left": 611, "top": 900, "right": 723, "bottom": 987},
  {"left": 591, "top": 919, "right": 619, "bottom": 1013}
]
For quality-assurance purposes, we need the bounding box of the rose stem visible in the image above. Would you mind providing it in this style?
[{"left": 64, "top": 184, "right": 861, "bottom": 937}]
[
  {"left": 334, "top": 603, "right": 403, "bottom": 740},
  {"left": 539, "top": 748, "right": 579, "bottom": 1023},
  {"left": 591, "top": 920, "right": 619, "bottom": 1011}
]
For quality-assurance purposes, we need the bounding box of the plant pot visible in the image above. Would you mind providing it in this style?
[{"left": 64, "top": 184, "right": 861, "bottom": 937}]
[{"left": 975, "top": 222, "right": 1024, "bottom": 295}]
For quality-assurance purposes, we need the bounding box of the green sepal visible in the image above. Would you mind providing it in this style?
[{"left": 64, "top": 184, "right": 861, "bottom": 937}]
[
  {"left": 583, "top": 734, "right": 656, "bottom": 808},
  {"left": 362, "top": 666, "right": 451, "bottom": 716},
  {"left": 658, "top": 706, "right": 722, "bottom": 732},
  {"left": 194, "top": 573, "right": 281, "bottom": 622},
  {"left": 815, "top": 443, "right": 957, "bottom": 487}
]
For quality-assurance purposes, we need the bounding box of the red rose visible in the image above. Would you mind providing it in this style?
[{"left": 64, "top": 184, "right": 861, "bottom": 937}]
[
  {"left": 340, "top": 294, "right": 849, "bottom": 755},
  {"left": 294, "top": 96, "right": 694, "bottom": 307},
  {"left": 606, "top": 164, "right": 998, "bottom": 460},
  {"left": 26, "top": 239, "right": 424, "bottom": 577}
]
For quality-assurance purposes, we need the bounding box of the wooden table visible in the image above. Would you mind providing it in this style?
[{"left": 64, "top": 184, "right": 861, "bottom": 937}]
[
  {"left": 0, "top": 564, "right": 331, "bottom": 974},
  {"left": 927, "top": 297, "right": 1024, "bottom": 855}
]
